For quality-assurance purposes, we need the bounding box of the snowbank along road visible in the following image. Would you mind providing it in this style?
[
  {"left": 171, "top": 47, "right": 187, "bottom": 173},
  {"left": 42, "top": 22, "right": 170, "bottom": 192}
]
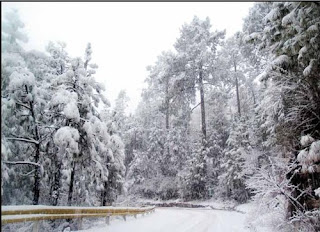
[{"left": 81, "top": 207, "right": 250, "bottom": 232}]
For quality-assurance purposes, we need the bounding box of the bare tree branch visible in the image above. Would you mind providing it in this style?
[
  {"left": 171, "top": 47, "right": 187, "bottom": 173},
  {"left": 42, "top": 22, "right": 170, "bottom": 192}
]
[
  {"left": 6, "top": 137, "right": 39, "bottom": 145},
  {"left": 4, "top": 161, "right": 41, "bottom": 167},
  {"left": 191, "top": 102, "right": 201, "bottom": 112},
  {"left": 16, "top": 102, "right": 31, "bottom": 110}
]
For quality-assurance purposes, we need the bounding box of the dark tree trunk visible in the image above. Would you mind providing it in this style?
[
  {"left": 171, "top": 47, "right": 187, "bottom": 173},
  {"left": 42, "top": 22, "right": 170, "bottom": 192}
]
[
  {"left": 25, "top": 85, "right": 41, "bottom": 205},
  {"left": 199, "top": 67, "right": 207, "bottom": 144},
  {"left": 101, "top": 181, "right": 108, "bottom": 206},
  {"left": 31, "top": 154, "right": 40, "bottom": 206},
  {"left": 67, "top": 161, "right": 76, "bottom": 206},
  {"left": 50, "top": 158, "right": 61, "bottom": 206},
  {"left": 105, "top": 181, "right": 113, "bottom": 206},
  {"left": 234, "top": 62, "right": 241, "bottom": 117},
  {"left": 165, "top": 75, "right": 170, "bottom": 158},
  {"left": 32, "top": 146, "right": 40, "bottom": 205},
  {"left": 235, "top": 76, "right": 241, "bottom": 117},
  {"left": 165, "top": 77, "right": 170, "bottom": 130}
]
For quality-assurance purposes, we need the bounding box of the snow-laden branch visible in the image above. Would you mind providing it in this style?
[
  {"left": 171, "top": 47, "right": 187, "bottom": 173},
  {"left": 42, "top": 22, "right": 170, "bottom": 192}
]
[
  {"left": 4, "top": 161, "right": 41, "bottom": 167},
  {"left": 6, "top": 137, "right": 39, "bottom": 145},
  {"left": 15, "top": 102, "right": 31, "bottom": 110},
  {"left": 19, "top": 169, "right": 36, "bottom": 176},
  {"left": 191, "top": 102, "right": 201, "bottom": 112},
  {"left": 36, "top": 125, "right": 60, "bottom": 129}
]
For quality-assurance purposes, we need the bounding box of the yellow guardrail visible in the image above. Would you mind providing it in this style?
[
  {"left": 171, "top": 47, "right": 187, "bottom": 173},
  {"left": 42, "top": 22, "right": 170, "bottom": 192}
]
[
  {"left": 1, "top": 205, "right": 156, "bottom": 230},
  {"left": 1, "top": 206, "right": 153, "bottom": 216}
]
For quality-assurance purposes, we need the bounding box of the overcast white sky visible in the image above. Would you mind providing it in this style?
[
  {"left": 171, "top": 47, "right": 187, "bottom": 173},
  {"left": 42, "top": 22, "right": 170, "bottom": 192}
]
[{"left": 2, "top": 2, "right": 254, "bottom": 114}]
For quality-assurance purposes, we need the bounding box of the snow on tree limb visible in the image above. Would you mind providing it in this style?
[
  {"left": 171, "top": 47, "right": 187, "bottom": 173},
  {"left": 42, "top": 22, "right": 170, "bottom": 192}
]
[
  {"left": 6, "top": 137, "right": 39, "bottom": 145},
  {"left": 4, "top": 161, "right": 41, "bottom": 167}
]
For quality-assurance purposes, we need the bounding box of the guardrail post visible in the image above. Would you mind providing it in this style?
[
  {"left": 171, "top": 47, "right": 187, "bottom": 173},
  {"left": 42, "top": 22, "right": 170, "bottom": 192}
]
[
  {"left": 122, "top": 215, "right": 126, "bottom": 221},
  {"left": 106, "top": 214, "right": 110, "bottom": 225},
  {"left": 78, "top": 218, "right": 83, "bottom": 230},
  {"left": 32, "top": 221, "right": 40, "bottom": 232}
]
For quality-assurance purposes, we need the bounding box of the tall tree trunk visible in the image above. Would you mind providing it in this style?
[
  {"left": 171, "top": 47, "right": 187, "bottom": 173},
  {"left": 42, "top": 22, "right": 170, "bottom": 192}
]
[
  {"left": 50, "top": 156, "right": 61, "bottom": 206},
  {"left": 165, "top": 83, "right": 170, "bottom": 130},
  {"left": 67, "top": 161, "right": 76, "bottom": 206},
  {"left": 198, "top": 66, "right": 207, "bottom": 199},
  {"left": 32, "top": 146, "right": 40, "bottom": 205},
  {"left": 26, "top": 85, "right": 41, "bottom": 205},
  {"left": 234, "top": 62, "right": 241, "bottom": 117},
  {"left": 105, "top": 180, "right": 113, "bottom": 206},
  {"left": 101, "top": 181, "right": 108, "bottom": 206},
  {"left": 165, "top": 75, "right": 170, "bottom": 157},
  {"left": 199, "top": 67, "right": 207, "bottom": 145}
]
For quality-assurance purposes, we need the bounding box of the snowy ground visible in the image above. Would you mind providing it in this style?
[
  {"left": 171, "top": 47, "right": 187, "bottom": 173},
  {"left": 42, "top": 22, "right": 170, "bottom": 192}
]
[{"left": 80, "top": 207, "right": 252, "bottom": 232}]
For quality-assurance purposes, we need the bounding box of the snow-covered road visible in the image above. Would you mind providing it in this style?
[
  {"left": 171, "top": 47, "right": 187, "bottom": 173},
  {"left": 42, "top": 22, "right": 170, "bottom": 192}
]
[{"left": 80, "top": 207, "right": 250, "bottom": 232}]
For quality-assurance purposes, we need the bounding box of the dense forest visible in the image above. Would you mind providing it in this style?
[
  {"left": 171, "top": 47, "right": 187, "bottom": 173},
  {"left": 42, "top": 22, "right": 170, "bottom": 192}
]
[{"left": 1, "top": 2, "right": 320, "bottom": 232}]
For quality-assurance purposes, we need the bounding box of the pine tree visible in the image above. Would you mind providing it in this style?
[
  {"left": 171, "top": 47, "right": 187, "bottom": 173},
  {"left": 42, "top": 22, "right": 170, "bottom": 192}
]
[
  {"left": 1, "top": 9, "right": 46, "bottom": 205},
  {"left": 244, "top": 2, "right": 320, "bottom": 230},
  {"left": 174, "top": 16, "right": 225, "bottom": 145}
]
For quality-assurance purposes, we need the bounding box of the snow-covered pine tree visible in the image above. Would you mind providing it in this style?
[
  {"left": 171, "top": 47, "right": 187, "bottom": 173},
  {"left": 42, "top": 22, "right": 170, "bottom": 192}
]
[
  {"left": 1, "top": 9, "right": 49, "bottom": 205},
  {"left": 126, "top": 50, "right": 193, "bottom": 199},
  {"left": 47, "top": 43, "right": 124, "bottom": 207},
  {"left": 100, "top": 105, "right": 126, "bottom": 206},
  {"left": 219, "top": 116, "right": 251, "bottom": 203},
  {"left": 174, "top": 16, "right": 225, "bottom": 145},
  {"left": 244, "top": 2, "right": 320, "bottom": 231},
  {"left": 173, "top": 16, "right": 225, "bottom": 199},
  {"left": 205, "top": 85, "right": 231, "bottom": 195},
  {"left": 113, "top": 90, "right": 129, "bottom": 137},
  {"left": 125, "top": 95, "right": 164, "bottom": 198}
]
